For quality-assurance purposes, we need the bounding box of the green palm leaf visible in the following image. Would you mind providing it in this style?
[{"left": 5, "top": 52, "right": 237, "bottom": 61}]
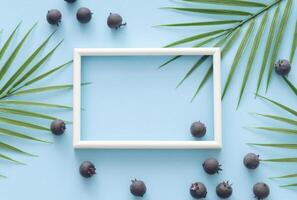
[
  {"left": 0, "top": 116, "right": 49, "bottom": 131},
  {"left": 0, "top": 22, "right": 21, "bottom": 60},
  {"left": 0, "top": 141, "right": 35, "bottom": 157},
  {"left": 0, "top": 153, "right": 24, "bottom": 165},
  {"left": 257, "top": 95, "right": 297, "bottom": 117},
  {"left": 10, "top": 84, "right": 72, "bottom": 97},
  {"left": 262, "top": 157, "right": 297, "bottom": 163},
  {"left": 283, "top": 77, "right": 297, "bottom": 96},
  {"left": 0, "top": 127, "right": 49, "bottom": 143},
  {"left": 0, "top": 107, "right": 60, "bottom": 121},
  {"left": 9, "top": 40, "right": 63, "bottom": 92},
  {"left": 164, "top": 29, "right": 229, "bottom": 47},
  {"left": 255, "top": 6, "right": 280, "bottom": 95},
  {"left": 162, "top": 7, "right": 252, "bottom": 16},
  {"left": 192, "top": 28, "right": 241, "bottom": 100},
  {"left": 0, "top": 23, "right": 37, "bottom": 82},
  {"left": 266, "top": 0, "right": 292, "bottom": 92},
  {"left": 237, "top": 13, "right": 268, "bottom": 108},
  {"left": 251, "top": 126, "right": 297, "bottom": 135},
  {"left": 248, "top": 143, "right": 297, "bottom": 149},
  {"left": 158, "top": 20, "right": 241, "bottom": 27},
  {"left": 183, "top": 0, "right": 267, "bottom": 7},
  {"left": 252, "top": 113, "right": 297, "bottom": 126},
  {"left": 0, "top": 31, "right": 56, "bottom": 95},
  {"left": 222, "top": 19, "right": 255, "bottom": 99},
  {"left": 0, "top": 100, "right": 71, "bottom": 109},
  {"left": 271, "top": 173, "right": 297, "bottom": 179},
  {"left": 281, "top": 183, "right": 297, "bottom": 188},
  {"left": 290, "top": 18, "right": 297, "bottom": 62}
]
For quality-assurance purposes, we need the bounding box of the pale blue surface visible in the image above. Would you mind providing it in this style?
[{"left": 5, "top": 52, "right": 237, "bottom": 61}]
[{"left": 0, "top": 0, "right": 296, "bottom": 199}]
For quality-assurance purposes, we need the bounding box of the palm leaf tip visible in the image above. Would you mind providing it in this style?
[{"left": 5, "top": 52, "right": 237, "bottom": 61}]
[{"left": 182, "top": 0, "right": 267, "bottom": 8}]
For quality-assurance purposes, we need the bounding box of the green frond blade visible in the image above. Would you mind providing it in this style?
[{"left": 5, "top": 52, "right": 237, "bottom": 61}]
[
  {"left": 10, "top": 84, "right": 72, "bottom": 96},
  {"left": 0, "top": 116, "right": 49, "bottom": 131},
  {"left": 283, "top": 77, "right": 297, "bottom": 96},
  {"left": 0, "top": 23, "right": 37, "bottom": 82},
  {"left": 0, "top": 31, "right": 56, "bottom": 95},
  {"left": 248, "top": 143, "right": 297, "bottom": 149},
  {"left": 290, "top": 18, "right": 297, "bottom": 63},
  {"left": 0, "top": 141, "right": 36, "bottom": 156},
  {"left": 0, "top": 100, "right": 71, "bottom": 109},
  {"left": 161, "top": 7, "right": 252, "bottom": 16},
  {"left": 255, "top": 6, "right": 280, "bottom": 95},
  {"left": 253, "top": 113, "right": 297, "bottom": 126},
  {"left": 0, "top": 127, "right": 50, "bottom": 143},
  {"left": 266, "top": 0, "right": 292, "bottom": 92},
  {"left": 262, "top": 157, "right": 297, "bottom": 163},
  {"left": 257, "top": 95, "right": 297, "bottom": 116},
  {"left": 252, "top": 126, "right": 297, "bottom": 135},
  {"left": 158, "top": 20, "right": 241, "bottom": 27},
  {"left": 281, "top": 183, "right": 297, "bottom": 188},
  {"left": 271, "top": 173, "right": 297, "bottom": 179},
  {"left": 191, "top": 28, "right": 241, "bottom": 101},
  {"left": 177, "top": 56, "right": 208, "bottom": 88},
  {"left": 158, "top": 56, "right": 181, "bottom": 69},
  {"left": 0, "top": 22, "right": 21, "bottom": 60},
  {"left": 183, "top": 0, "right": 267, "bottom": 7},
  {"left": 22, "top": 60, "right": 72, "bottom": 87},
  {"left": 0, "top": 107, "right": 59, "bottom": 121},
  {"left": 164, "top": 29, "right": 228, "bottom": 47},
  {"left": 0, "top": 153, "right": 24, "bottom": 165},
  {"left": 237, "top": 13, "right": 268, "bottom": 108},
  {"left": 9, "top": 40, "right": 63, "bottom": 92},
  {"left": 222, "top": 19, "right": 255, "bottom": 99}
]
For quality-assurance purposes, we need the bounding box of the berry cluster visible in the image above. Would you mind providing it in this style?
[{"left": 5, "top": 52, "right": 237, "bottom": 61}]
[
  {"left": 46, "top": 0, "right": 126, "bottom": 29},
  {"left": 77, "top": 155, "right": 270, "bottom": 199}
]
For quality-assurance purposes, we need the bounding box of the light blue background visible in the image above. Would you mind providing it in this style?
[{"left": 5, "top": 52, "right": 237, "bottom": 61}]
[{"left": 0, "top": 0, "right": 296, "bottom": 199}]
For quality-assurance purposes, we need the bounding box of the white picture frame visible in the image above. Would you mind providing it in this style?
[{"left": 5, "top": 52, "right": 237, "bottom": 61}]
[{"left": 73, "top": 48, "right": 222, "bottom": 149}]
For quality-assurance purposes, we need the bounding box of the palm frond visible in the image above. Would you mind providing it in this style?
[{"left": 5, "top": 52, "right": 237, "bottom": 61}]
[
  {"left": 250, "top": 126, "right": 297, "bottom": 135},
  {"left": 271, "top": 173, "right": 297, "bottom": 179},
  {"left": 283, "top": 77, "right": 297, "bottom": 96},
  {"left": 255, "top": 6, "right": 280, "bottom": 95},
  {"left": 158, "top": 20, "right": 241, "bottom": 27},
  {"left": 252, "top": 113, "right": 297, "bottom": 126},
  {"left": 281, "top": 183, "right": 297, "bottom": 188},
  {"left": 0, "top": 100, "right": 71, "bottom": 109},
  {"left": 161, "top": 7, "right": 252, "bottom": 16},
  {"left": 0, "top": 141, "right": 36, "bottom": 157},
  {"left": 0, "top": 127, "right": 50, "bottom": 143},
  {"left": 266, "top": 0, "right": 292, "bottom": 92},
  {"left": 0, "top": 116, "right": 49, "bottom": 131},
  {"left": 290, "top": 18, "right": 297, "bottom": 62},
  {"left": 0, "top": 23, "right": 37, "bottom": 82},
  {"left": 248, "top": 143, "right": 297, "bottom": 149},
  {"left": 222, "top": 20, "right": 255, "bottom": 99},
  {"left": 0, "top": 22, "right": 21, "bottom": 60},
  {"left": 0, "top": 153, "right": 24, "bottom": 165},
  {"left": 262, "top": 157, "right": 297, "bottom": 163},
  {"left": 237, "top": 13, "right": 268, "bottom": 107},
  {"left": 183, "top": 0, "right": 267, "bottom": 7}
]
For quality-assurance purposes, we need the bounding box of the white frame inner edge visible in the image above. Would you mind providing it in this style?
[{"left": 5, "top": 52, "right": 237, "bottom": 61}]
[{"left": 73, "top": 48, "right": 222, "bottom": 149}]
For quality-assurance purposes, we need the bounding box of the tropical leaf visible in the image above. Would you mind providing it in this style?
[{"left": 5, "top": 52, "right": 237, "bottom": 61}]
[
  {"left": 0, "top": 141, "right": 35, "bottom": 157},
  {"left": 257, "top": 95, "right": 297, "bottom": 117},
  {"left": 158, "top": 20, "right": 241, "bottom": 27},
  {"left": 10, "top": 84, "right": 72, "bottom": 97},
  {"left": 281, "top": 183, "right": 297, "bottom": 188},
  {"left": 248, "top": 143, "right": 297, "bottom": 149},
  {"left": 161, "top": 7, "right": 252, "bottom": 16},
  {"left": 0, "top": 22, "right": 21, "bottom": 60},
  {"left": 237, "top": 13, "right": 268, "bottom": 108},
  {"left": 255, "top": 6, "right": 280, "bottom": 95},
  {"left": 271, "top": 173, "right": 297, "bottom": 179},
  {"left": 251, "top": 126, "right": 297, "bottom": 135},
  {"left": 164, "top": 29, "right": 229, "bottom": 47},
  {"left": 0, "top": 153, "right": 24, "bottom": 165},
  {"left": 0, "top": 127, "right": 49, "bottom": 143},
  {"left": 290, "top": 18, "right": 297, "bottom": 62},
  {"left": 0, "top": 31, "right": 57, "bottom": 95},
  {"left": 9, "top": 40, "right": 64, "bottom": 92},
  {"left": 0, "top": 23, "right": 37, "bottom": 82},
  {"left": 266, "top": 0, "right": 292, "bottom": 92},
  {"left": 283, "top": 77, "right": 297, "bottom": 96},
  {"left": 222, "top": 20, "right": 255, "bottom": 99},
  {"left": 262, "top": 157, "right": 297, "bottom": 163},
  {"left": 0, "top": 100, "right": 71, "bottom": 109},
  {"left": 0, "top": 116, "right": 49, "bottom": 131},
  {"left": 252, "top": 113, "right": 297, "bottom": 126},
  {"left": 183, "top": 0, "right": 267, "bottom": 7}
]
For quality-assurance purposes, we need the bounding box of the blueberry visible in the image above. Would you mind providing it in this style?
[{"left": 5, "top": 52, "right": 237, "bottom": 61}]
[
  {"left": 77, "top": 7, "right": 92, "bottom": 24},
  {"left": 275, "top": 59, "right": 291, "bottom": 76},
  {"left": 202, "top": 158, "right": 222, "bottom": 175},
  {"left": 50, "top": 119, "right": 66, "bottom": 135},
  {"left": 107, "top": 13, "right": 126, "bottom": 29},
  {"left": 47, "top": 9, "right": 62, "bottom": 26},
  {"left": 190, "top": 182, "right": 207, "bottom": 199},
  {"left": 79, "top": 161, "right": 96, "bottom": 178},
  {"left": 216, "top": 181, "right": 233, "bottom": 198},
  {"left": 191, "top": 121, "right": 206, "bottom": 138},
  {"left": 253, "top": 182, "right": 270, "bottom": 200},
  {"left": 243, "top": 153, "right": 260, "bottom": 169},
  {"left": 130, "top": 179, "right": 146, "bottom": 197}
]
